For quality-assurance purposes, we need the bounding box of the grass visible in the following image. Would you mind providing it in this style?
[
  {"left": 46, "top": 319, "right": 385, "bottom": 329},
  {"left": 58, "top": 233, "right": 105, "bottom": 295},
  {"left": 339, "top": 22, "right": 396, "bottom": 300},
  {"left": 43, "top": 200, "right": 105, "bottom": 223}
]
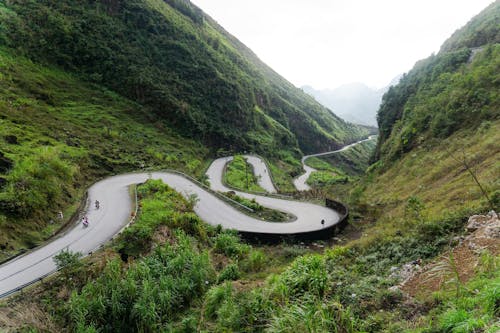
[
  {"left": 222, "top": 191, "right": 292, "bottom": 222},
  {"left": 0, "top": 48, "right": 209, "bottom": 261},
  {"left": 307, "top": 171, "right": 349, "bottom": 188},
  {"left": 306, "top": 138, "right": 377, "bottom": 177},
  {"left": 0, "top": 179, "right": 321, "bottom": 332},
  {"left": 359, "top": 122, "right": 499, "bottom": 226},
  {"left": 224, "top": 155, "right": 265, "bottom": 192}
]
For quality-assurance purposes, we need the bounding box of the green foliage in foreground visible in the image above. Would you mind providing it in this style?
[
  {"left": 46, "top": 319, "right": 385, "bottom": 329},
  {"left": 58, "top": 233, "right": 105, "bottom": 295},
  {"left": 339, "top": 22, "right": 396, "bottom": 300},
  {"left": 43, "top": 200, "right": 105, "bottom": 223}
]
[
  {"left": 62, "top": 179, "right": 268, "bottom": 332},
  {"left": 198, "top": 207, "right": 498, "bottom": 332},
  {"left": 413, "top": 253, "right": 499, "bottom": 333},
  {"left": 69, "top": 233, "right": 215, "bottom": 332},
  {"left": 225, "top": 155, "right": 265, "bottom": 192}
]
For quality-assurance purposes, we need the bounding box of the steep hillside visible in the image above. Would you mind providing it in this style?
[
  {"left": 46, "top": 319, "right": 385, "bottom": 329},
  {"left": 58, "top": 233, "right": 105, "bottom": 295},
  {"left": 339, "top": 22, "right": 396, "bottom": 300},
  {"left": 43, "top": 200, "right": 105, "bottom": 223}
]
[
  {"left": 0, "top": 48, "right": 208, "bottom": 261},
  {"left": 0, "top": 0, "right": 367, "bottom": 155},
  {"left": 375, "top": 1, "right": 499, "bottom": 163},
  {"left": 363, "top": 1, "right": 500, "bottom": 228}
]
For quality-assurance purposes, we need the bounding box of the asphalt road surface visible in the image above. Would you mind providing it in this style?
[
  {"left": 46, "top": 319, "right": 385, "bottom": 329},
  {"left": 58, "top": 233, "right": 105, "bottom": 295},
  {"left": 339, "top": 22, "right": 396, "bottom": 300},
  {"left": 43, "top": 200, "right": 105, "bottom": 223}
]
[
  {"left": 227, "top": 155, "right": 277, "bottom": 193},
  {"left": 294, "top": 136, "right": 376, "bottom": 191},
  {"left": 1, "top": 159, "right": 339, "bottom": 297}
]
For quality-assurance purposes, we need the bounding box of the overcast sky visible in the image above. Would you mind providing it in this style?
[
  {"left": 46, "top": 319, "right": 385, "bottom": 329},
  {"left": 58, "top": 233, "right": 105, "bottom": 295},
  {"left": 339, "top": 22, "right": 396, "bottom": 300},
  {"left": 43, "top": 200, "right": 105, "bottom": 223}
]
[{"left": 190, "top": 0, "right": 495, "bottom": 89}]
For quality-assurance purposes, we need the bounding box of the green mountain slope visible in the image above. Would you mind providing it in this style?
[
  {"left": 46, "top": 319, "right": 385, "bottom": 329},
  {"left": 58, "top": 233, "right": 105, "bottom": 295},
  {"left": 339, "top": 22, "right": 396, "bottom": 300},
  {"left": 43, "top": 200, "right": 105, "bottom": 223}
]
[
  {"left": 0, "top": 0, "right": 367, "bottom": 155},
  {"left": 0, "top": 48, "right": 208, "bottom": 260},
  {"left": 375, "top": 1, "right": 499, "bottom": 163},
  {"left": 0, "top": 0, "right": 369, "bottom": 258}
]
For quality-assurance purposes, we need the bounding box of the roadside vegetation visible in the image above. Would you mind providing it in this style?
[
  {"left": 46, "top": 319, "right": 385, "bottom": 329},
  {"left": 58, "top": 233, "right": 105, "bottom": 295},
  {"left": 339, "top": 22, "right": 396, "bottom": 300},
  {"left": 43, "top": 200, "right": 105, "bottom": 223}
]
[
  {"left": 312, "top": 138, "right": 377, "bottom": 176},
  {"left": 0, "top": 2, "right": 499, "bottom": 333},
  {"left": 224, "top": 155, "right": 265, "bottom": 192},
  {"left": 0, "top": 48, "right": 209, "bottom": 262},
  {"left": 0, "top": 179, "right": 319, "bottom": 331},
  {"left": 303, "top": 139, "right": 376, "bottom": 189},
  {"left": 222, "top": 191, "right": 292, "bottom": 223}
]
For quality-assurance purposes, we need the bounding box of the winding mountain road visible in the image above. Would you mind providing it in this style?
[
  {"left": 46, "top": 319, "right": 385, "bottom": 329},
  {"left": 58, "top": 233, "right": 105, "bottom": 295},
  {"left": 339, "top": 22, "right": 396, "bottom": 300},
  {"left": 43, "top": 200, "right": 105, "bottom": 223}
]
[
  {"left": 294, "top": 136, "right": 376, "bottom": 191},
  {"left": 1, "top": 154, "right": 339, "bottom": 298},
  {"left": 242, "top": 155, "right": 277, "bottom": 193}
]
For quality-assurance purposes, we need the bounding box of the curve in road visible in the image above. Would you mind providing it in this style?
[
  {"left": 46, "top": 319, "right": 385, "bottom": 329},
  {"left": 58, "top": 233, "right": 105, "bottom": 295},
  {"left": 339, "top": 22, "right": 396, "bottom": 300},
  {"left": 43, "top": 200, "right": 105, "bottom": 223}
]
[
  {"left": 242, "top": 155, "right": 277, "bottom": 193},
  {"left": 294, "top": 136, "right": 377, "bottom": 191},
  {"left": 1, "top": 159, "right": 339, "bottom": 297}
]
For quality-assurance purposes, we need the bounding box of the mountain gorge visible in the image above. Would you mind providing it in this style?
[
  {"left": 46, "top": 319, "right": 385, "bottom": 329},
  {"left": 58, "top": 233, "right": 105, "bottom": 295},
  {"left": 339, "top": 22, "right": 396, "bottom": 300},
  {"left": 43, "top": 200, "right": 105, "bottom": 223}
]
[
  {"left": 0, "top": 0, "right": 499, "bottom": 332},
  {"left": 302, "top": 83, "right": 385, "bottom": 127},
  {"left": 0, "top": 0, "right": 368, "bottom": 255}
]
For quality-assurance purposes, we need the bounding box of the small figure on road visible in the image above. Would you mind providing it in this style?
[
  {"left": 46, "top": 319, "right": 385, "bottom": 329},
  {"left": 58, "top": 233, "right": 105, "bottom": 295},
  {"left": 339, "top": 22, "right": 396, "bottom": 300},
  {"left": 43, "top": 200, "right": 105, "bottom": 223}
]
[
  {"left": 82, "top": 216, "right": 89, "bottom": 228},
  {"left": 321, "top": 219, "right": 325, "bottom": 227},
  {"left": 95, "top": 200, "right": 100, "bottom": 210}
]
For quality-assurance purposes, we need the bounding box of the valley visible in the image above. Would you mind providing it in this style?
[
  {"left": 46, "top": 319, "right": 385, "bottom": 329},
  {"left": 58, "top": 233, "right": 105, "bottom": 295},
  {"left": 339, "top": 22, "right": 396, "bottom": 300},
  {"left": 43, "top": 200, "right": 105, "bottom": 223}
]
[{"left": 0, "top": 0, "right": 499, "bottom": 332}]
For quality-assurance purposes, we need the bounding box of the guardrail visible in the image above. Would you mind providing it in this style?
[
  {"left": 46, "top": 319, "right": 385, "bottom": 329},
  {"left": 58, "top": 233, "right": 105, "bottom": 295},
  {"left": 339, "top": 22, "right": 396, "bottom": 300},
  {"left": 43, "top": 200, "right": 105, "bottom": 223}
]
[
  {"left": 239, "top": 197, "right": 349, "bottom": 244},
  {"left": 0, "top": 169, "right": 352, "bottom": 298},
  {"left": 0, "top": 184, "right": 140, "bottom": 300},
  {"left": 158, "top": 169, "right": 254, "bottom": 213},
  {"left": 0, "top": 192, "right": 89, "bottom": 268},
  {"left": 325, "top": 198, "right": 349, "bottom": 234}
]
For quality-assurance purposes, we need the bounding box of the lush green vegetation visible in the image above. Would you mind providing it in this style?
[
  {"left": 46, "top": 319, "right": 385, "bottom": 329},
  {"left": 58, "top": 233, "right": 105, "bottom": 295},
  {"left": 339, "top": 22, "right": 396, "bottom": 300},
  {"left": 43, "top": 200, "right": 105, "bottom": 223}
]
[
  {"left": 0, "top": 0, "right": 367, "bottom": 155},
  {"left": 0, "top": 0, "right": 366, "bottom": 258},
  {"left": 303, "top": 139, "right": 376, "bottom": 189},
  {"left": 56, "top": 179, "right": 266, "bottom": 331},
  {"left": 0, "top": 48, "right": 209, "bottom": 261},
  {"left": 2, "top": 179, "right": 317, "bottom": 332},
  {"left": 1, "top": 2, "right": 499, "bottom": 333},
  {"left": 224, "top": 155, "right": 265, "bottom": 192},
  {"left": 315, "top": 138, "right": 377, "bottom": 176},
  {"left": 440, "top": 1, "right": 500, "bottom": 52},
  {"left": 375, "top": 1, "right": 499, "bottom": 163},
  {"left": 307, "top": 171, "right": 349, "bottom": 188},
  {"left": 223, "top": 191, "right": 291, "bottom": 222},
  {"left": 416, "top": 264, "right": 500, "bottom": 333}
]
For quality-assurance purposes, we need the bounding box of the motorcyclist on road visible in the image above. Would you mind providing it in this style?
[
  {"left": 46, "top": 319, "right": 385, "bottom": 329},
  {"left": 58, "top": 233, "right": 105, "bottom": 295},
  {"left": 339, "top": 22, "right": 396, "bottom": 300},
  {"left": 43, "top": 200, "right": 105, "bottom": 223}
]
[
  {"left": 82, "top": 216, "right": 89, "bottom": 227},
  {"left": 95, "top": 200, "right": 100, "bottom": 209}
]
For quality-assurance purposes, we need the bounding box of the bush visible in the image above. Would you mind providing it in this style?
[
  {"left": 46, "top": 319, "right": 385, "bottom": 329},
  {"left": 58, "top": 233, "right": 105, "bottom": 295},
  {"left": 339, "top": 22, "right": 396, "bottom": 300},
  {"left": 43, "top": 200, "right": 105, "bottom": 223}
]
[
  {"left": 213, "top": 231, "right": 250, "bottom": 259},
  {"left": 217, "top": 263, "right": 240, "bottom": 283},
  {"left": 0, "top": 147, "right": 78, "bottom": 217},
  {"left": 69, "top": 231, "right": 215, "bottom": 331},
  {"left": 275, "top": 254, "right": 328, "bottom": 299},
  {"left": 241, "top": 249, "right": 267, "bottom": 272}
]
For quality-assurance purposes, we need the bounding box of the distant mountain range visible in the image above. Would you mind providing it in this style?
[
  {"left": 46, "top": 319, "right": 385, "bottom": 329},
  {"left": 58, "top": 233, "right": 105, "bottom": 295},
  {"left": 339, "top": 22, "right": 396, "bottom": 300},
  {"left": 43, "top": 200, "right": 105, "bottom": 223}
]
[{"left": 302, "top": 75, "right": 402, "bottom": 127}]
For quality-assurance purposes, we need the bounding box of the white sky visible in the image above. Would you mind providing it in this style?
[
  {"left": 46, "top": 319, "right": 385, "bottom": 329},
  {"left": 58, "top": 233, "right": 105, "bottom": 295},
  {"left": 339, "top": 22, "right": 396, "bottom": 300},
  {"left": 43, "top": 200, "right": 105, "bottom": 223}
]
[{"left": 190, "top": 0, "right": 495, "bottom": 89}]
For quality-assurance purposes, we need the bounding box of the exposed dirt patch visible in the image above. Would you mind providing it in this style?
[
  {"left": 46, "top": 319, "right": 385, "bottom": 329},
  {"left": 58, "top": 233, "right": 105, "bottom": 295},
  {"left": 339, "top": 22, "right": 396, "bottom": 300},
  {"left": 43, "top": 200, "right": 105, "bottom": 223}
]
[
  {"left": 231, "top": 279, "right": 265, "bottom": 292},
  {"left": 0, "top": 287, "right": 61, "bottom": 332},
  {"left": 401, "top": 211, "right": 499, "bottom": 297}
]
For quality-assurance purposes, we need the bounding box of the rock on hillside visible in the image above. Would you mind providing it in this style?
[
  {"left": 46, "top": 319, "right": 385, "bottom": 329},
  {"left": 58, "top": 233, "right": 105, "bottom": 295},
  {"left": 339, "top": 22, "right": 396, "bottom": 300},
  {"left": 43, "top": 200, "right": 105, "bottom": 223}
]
[{"left": 399, "top": 211, "right": 499, "bottom": 297}]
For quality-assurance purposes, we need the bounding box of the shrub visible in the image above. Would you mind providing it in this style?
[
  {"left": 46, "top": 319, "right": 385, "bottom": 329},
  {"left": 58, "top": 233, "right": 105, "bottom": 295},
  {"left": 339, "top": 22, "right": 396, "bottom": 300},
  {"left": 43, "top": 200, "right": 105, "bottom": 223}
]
[
  {"left": 69, "top": 231, "right": 215, "bottom": 331},
  {"left": 217, "top": 263, "right": 240, "bottom": 283},
  {"left": 275, "top": 254, "right": 328, "bottom": 299},
  {"left": 213, "top": 231, "right": 250, "bottom": 259}
]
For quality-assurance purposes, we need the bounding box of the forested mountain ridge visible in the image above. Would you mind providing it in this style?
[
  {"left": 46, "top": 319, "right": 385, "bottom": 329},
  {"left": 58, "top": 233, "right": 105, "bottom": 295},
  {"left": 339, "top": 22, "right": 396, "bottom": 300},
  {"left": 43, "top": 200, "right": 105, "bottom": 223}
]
[
  {"left": 375, "top": 1, "right": 500, "bottom": 163},
  {"left": 0, "top": 0, "right": 367, "bottom": 155}
]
